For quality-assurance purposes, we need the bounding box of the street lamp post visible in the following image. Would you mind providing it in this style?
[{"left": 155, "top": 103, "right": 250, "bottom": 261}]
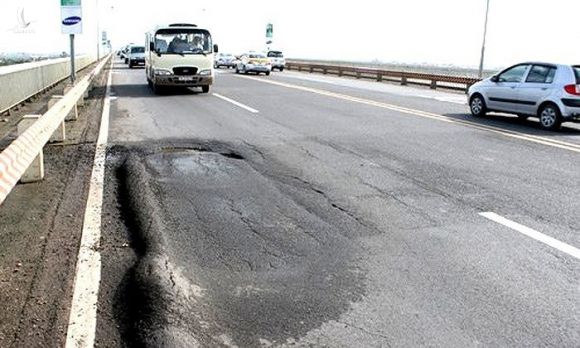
[
  {"left": 478, "top": 0, "right": 490, "bottom": 79},
  {"left": 96, "top": 0, "right": 100, "bottom": 60}
]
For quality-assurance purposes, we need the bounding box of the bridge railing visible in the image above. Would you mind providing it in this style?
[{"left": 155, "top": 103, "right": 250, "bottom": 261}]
[
  {"left": 0, "top": 56, "right": 110, "bottom": 206},
  {"left": 0, "top": 56, "right": 95, "bottom": 115},
  {"left": 285, "top": 61, "right": 481, "bottom": 92}
]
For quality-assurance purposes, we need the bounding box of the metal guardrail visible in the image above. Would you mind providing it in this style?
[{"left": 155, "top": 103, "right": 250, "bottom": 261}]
[
  {"left": 0, "top": 56, "right": 94, "bottom": 115},
  {"left": 0, "top": 56, "right": 111, "bottom": 205},
  {"left": 285, "top": 61, "right": 481, "bottom": 92}
]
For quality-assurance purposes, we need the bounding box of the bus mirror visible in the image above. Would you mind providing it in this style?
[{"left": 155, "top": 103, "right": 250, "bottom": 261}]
[{"left": 213, "top": 44, "right": 219, "bottom": 53}]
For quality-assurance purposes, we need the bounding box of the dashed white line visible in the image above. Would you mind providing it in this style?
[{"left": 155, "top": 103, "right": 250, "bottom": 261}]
[
  {"left": 65, "top": 63, "right": 112, "bottom": 348},
  {"left": 480, "top": 212, "right": 580, "bottom": 260},
  {"left": 213, "top": 93, "right": 259, "bottom": 113}
]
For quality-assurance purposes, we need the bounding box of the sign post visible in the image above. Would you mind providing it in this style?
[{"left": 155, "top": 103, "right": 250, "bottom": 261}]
[{"left": 61, "top": 0, "right": 82, "bottom": 83}]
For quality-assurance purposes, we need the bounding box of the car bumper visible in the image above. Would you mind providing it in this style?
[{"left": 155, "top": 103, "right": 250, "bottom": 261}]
[
  {"left": 560, "top": 98, "right": 580, "bottom": 120},
  {"left": 246, "top": 65, "right": 271, "bottom": 72},
  {"left": 153, "top": 75, "right": 213, "bottom": 87}
]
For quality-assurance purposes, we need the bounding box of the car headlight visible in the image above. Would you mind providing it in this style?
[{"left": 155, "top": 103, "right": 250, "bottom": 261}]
[
  {"left": 154, "top": 69, "right": 172, "bottom": 76},
  {"left": 199, "top": 69, "right": 211, "bottom": 76}
]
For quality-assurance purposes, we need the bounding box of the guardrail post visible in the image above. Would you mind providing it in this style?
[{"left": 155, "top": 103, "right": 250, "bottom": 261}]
[
  {"left": 430, "top": 80, "right": 437, "bottom": 89},
  {"left": 356, "top": 72, "right": 361, "bottom": 79},
  {"left": 377, "top": 73, "right": 383, "bottom": 82},
  {"left": 323, "top": 68, "right": 327, "bottom": 75},
  {"left": 401, "top": 76, "right": 408, "bottom": 86},
  {"left": 309, "top": 67, "right": 313, "bottom": 73},
  {"left": 47, "top": 97, "right": 67, "bottom": 142},
  {"left": 338, "top": 69, "right": 343, "bottom": 77},
  {"left": 17, "top": 115, "right": 44, "bottom": 183}
]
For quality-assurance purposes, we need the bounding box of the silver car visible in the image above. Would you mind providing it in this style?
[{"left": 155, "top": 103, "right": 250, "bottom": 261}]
[
  {"left": 267, "top": 50, "right": 286, "bottom": 71},
  {"left": 468, "top": 63, "right": 580, "bottom": 130},
  {"left": 214, "top": 53, "right": 235, "bottom": 69}
]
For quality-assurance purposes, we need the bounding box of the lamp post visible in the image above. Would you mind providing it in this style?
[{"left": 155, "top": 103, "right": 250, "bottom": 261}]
[
  {"left": 478, "top": 0, "right": 490, "bottom": 79},
  {"left": 96, "top": 0, "right": 100, "bottom": 60}
]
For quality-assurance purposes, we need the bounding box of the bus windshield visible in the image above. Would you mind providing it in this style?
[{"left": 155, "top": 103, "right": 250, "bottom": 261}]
[{"left": 154, "top": 29, "right": 212, "bottom": 55}]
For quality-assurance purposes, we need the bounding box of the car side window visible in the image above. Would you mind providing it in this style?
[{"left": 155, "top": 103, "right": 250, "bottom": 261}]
[
  {"left": 526, "top": 65, "right": 557, "bottom": 84},
  {"left": 498, "top": 65, "right": 529, "bottom": 83}
]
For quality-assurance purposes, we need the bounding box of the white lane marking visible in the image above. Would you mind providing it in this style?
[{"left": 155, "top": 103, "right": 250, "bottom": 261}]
[
  {"left": 65, "top": 64, "right": 112, "bottom": 348},
  {"left": 237, "top": 75, "right": 580, "bottom": 154},
  {"left": 419, "top": 95, "right": 467, "bottom": 105},
  {"left": 480, "top": 212, "right": 580, "bottom": 260},
  {"left": 213, "top": 93, "right": 259, "bottom": 113}
]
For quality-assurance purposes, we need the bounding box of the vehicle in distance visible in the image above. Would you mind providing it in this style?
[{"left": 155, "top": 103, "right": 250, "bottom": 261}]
[
  {"left": 468, "top": 63, "right": 580, "bottom": 130},
  {"left": 214, "top": 53, "right": 235, "bottom": 69},
  {"left": 235, "top": 52, "right": 271, "bottom": 75},
  {"left": 127, "top": 46, "right": 145, "bottom": 68},
  {"left": 145, "top": 23, "right": 218, "bottom": 94},
  {"left": 120, "top": 45, "right": 130, "bottom": 62},
  {"left": 267, "top": 50, "right": 285, "bottom": 71}
]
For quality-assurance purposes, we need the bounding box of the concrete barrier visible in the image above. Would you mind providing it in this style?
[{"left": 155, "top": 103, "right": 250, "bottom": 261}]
[{"left": 0, "top": 56, "right": 94, "bottom": 115}]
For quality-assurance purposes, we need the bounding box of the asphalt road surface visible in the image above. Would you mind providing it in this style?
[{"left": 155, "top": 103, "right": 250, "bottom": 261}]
[{"left": 96, "top": 59, "right": 580, "bottom": 348}]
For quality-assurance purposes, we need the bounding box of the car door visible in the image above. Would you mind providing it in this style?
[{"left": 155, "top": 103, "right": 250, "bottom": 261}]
[
  {"left": 486, "top": 64, "right": 530, "bottom": 113},
  {"left": 517, "top": 64, "right": 558, "bottom": 115}
]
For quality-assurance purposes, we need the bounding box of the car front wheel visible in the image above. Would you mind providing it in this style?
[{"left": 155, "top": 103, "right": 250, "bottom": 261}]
[
  {"left": 470, "top": 94, "right": 487, "bottom": 117},
  {"left": 201, "top": 85, "right": 210, "bottom": 93},
  {"left": 538, "top": 104, "right": 562, "bottom": 131}
]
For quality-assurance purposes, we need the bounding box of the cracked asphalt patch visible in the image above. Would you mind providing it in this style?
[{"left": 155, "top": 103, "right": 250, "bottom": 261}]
[{"left": 101, "top": 140, "right": 370, "bottom": 347}]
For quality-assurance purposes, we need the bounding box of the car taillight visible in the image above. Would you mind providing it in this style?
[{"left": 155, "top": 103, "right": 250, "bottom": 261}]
[{"left": 564, "top": 84, "right": 580, "bottom": 96}]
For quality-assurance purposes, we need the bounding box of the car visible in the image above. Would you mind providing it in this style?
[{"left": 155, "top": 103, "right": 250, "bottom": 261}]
[
  {"left": 119, "top": 46, "right": 128, "bottom": 60},
  {"left": 267, "top": 50, "right": 285, "bottom": 71},
  {"left": 235, "top": 52, "right": 271, "bottom": 75},
  {"left": 120, "top": 44, "right": 133, "bottom": 63},
  {"left": 214, "top": 53, "right": 236, "bottom": 69},
  {"left": 468, "top": 62, "right": 580, "bottom": 130},
  {"left": 127, "top": 46, "right": 145, "bottom": 68}
]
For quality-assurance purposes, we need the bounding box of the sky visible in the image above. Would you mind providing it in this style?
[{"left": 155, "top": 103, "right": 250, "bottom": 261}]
[{"left": 0, "top": 0, "right": 579, "bottom": 70}]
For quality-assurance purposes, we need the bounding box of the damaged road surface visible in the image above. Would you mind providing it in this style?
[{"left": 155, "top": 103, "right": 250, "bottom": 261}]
[
  {"left": 107, "top": 143, "right": 367, "bottom": 347},
  {"left": 94, "top": 60, "right": 580, "bottom": 347}
]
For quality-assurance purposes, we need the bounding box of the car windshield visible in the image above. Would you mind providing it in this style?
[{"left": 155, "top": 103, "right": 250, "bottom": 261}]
[
  {"left": 131, "top": 47, "right": 144, "bottom": 53},
  {"left": 154, "top": 29, "right": 212, "bottom": 55},
  {"left": 573, "top": 66, "right": 580, "bottom": 84},
  {"left": 268, "top": 51, "right": 283, "bottom": 58}
]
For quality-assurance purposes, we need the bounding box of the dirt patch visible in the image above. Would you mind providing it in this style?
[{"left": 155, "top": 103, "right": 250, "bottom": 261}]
[{"left": 0, "top": 61, "right": 110, "bottom": 348}]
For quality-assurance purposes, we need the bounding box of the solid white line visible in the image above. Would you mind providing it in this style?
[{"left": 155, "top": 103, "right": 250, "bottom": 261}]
[
  {"left": 65, "top": 63, "right": 112, "bottom": 348},
  {"left": 213, "top": 93, "right": 259, "bottom": 113},
  {"left": 480, "top": 212, "right": 580, "bottom": 260}
]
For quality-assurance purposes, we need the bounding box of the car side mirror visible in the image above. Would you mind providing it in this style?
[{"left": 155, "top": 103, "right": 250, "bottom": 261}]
[
  {"left": 213, "top": 44, "right": 219, "bottom": 53},
  {"left": 149, "top": 42, "right": 155, "bottom": 51},
  {"left": 490, "top": 75, "right": 499, "bottom": 83}
]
